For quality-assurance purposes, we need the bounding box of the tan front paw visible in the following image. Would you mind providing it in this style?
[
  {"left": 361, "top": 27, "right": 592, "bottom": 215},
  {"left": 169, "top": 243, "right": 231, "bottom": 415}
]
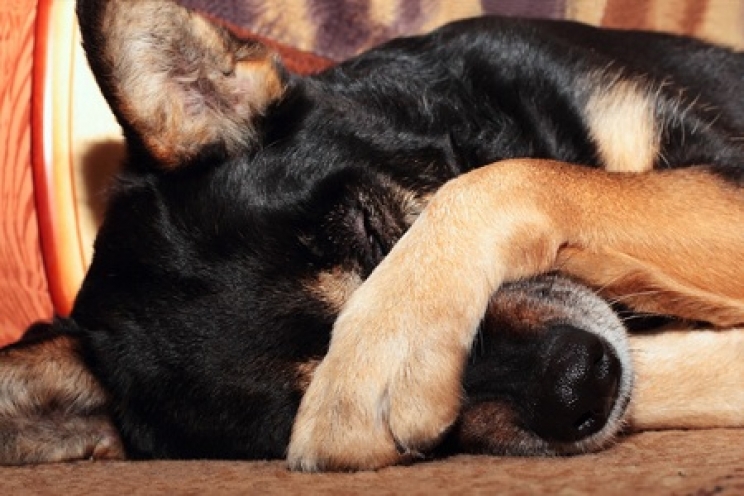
[
  {"left": 286, "top": 181, "right": 498, "bottom": 472},
  {"left": 286, "top": 315, "right": 465, "bottom": 472},
  {"left": 286, "top": 357, "right": 402, "bottom": 472}
]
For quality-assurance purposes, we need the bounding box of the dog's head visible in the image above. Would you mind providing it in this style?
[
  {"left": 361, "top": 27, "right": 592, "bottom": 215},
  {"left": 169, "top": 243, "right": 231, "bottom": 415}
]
[
  {"left": 69, "top": 0, "right": 631, "bottom": 462},
  {"left": 75, "top": 0, "right": 443, "bottom": 293}
]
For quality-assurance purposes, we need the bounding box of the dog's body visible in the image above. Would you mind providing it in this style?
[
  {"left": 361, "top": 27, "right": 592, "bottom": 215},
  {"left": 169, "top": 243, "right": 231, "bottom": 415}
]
[{"left": 1, "top": 0, "right": 743, "bottom": 470}]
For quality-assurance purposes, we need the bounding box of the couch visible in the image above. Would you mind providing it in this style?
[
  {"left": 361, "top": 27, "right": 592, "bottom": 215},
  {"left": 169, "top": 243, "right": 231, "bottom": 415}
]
[{"left": 1, "top": 0, "right": 743, "bottom": 493}]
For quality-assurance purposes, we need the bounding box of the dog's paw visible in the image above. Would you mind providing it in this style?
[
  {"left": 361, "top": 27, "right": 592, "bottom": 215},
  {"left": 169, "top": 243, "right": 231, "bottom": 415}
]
[
  {"left": 285, "top": 359, "right": 403, "bottom": 472},
  {"left": 88, "top": 422, "right": 126, "bottom": 461},
  {"left": 286, "top": 339, "right": 463, "bottom": 471},
  {"left": 286, "top": 172, "right": 524, "bottom": 472},
  {"left": 286, "top": 286, "right": 468, "bottom": 471}
]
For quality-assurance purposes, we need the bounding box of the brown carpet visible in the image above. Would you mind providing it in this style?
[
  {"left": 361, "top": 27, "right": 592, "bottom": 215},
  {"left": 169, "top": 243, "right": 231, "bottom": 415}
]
[{"left": 3, "top": 429, "right": 743, "bottom": 495}]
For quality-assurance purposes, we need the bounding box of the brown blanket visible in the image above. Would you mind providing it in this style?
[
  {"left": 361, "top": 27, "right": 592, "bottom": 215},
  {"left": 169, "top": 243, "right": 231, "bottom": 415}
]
[{"left": 3, "top": 429, "right": 744, "bottom": 494}]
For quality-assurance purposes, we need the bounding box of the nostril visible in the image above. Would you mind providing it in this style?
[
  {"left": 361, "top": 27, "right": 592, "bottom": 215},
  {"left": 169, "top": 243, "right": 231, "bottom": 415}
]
[
  {"left": 573, "top": 410, "right": 596, "bottom": 432},
  {"left": 572, "top": 390, "right": 617, "bottom": 435},
  {"left": 528, "top": 325, "right": 622, "bottom": 443}
]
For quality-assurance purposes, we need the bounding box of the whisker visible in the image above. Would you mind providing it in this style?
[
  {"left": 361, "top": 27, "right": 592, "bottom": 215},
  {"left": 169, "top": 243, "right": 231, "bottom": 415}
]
[{"left": 606, "top": 290, "right": 668, "bottom": 305}]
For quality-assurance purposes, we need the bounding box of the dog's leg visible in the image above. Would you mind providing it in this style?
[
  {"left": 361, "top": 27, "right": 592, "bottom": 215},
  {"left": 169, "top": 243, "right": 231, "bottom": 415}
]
[
  {"left": 0, "top": 325, "right": 124, "bottom": 464},
  {"left": 287, "top": 158, "right": 744, "bottom": 471},
  {"left": 629, "top": 328, "right": 744, "bottom": 430}
]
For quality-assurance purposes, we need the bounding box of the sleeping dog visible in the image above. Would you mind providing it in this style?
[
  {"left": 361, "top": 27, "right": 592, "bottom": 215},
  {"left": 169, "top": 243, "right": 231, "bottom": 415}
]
[{"left": 1, "top": 0, "right": 743, "bottom": 471}]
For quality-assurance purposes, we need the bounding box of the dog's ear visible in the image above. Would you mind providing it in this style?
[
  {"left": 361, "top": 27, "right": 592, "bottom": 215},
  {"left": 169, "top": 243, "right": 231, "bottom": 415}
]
[{"left": 76, "top": 0, "right": 286, "bottom": 169}]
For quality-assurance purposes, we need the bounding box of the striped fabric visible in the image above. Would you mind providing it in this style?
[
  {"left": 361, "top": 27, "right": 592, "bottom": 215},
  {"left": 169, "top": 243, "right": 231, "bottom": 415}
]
[{"left": 179, "top": 0, "right": 744, "bottom": 61}]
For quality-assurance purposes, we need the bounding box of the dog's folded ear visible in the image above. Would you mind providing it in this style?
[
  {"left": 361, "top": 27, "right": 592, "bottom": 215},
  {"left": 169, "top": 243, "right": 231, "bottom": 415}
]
[{"left": 76, "top": 0, "right": 287, "bottom": 169}]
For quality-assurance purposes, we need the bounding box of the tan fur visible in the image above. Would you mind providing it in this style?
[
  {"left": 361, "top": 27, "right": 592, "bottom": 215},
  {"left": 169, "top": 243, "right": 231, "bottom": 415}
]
[
  {"left": 288, "top": 159, "right": 744, "bottom": 471},
  {"left": 629, "top": 328, "right": 744, "bottom": 430},
  {"left": 557, "top": 248, "right": 744, "bottom": 327},
  {"left": 389, "top": 186, "right": 432, "bottom": 226},
  {"left": 554, "top": 169, "right": 744, "bottom": 325},
  {"left": 585, "top": 79, "right": 658, "bottom": 172},
  {"left": 288, "top": 161, "right": 571, "bottom": 471},
  {"left": 308, "top": 269, "right": 363, "bottom": 313}
]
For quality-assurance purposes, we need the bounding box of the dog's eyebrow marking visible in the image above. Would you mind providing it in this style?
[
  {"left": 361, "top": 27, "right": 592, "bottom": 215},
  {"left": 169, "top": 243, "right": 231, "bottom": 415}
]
[
  {"left": 295, "top": 359, "right": 322, "bottom": 392},
  {"left": 308, "top": 268, "right": 364, "bottom": 312},
  {"left": 585, "top": 79, "right": 659, "bottom": 173},
  {"left": 399, "top": 190, "right": 433, "bottom": 226}
]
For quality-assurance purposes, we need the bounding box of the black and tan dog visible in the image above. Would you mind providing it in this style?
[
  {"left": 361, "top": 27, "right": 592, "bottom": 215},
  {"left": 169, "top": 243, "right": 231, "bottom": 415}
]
[{"left": 2, "top": 0, "right": 743, "bottom": 471}]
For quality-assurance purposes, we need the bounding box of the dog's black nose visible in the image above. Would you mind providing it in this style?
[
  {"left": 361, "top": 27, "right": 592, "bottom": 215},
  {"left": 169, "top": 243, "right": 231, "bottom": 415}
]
[{"left": 529, "top": 325, "right": 621, "bottom": 443}]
